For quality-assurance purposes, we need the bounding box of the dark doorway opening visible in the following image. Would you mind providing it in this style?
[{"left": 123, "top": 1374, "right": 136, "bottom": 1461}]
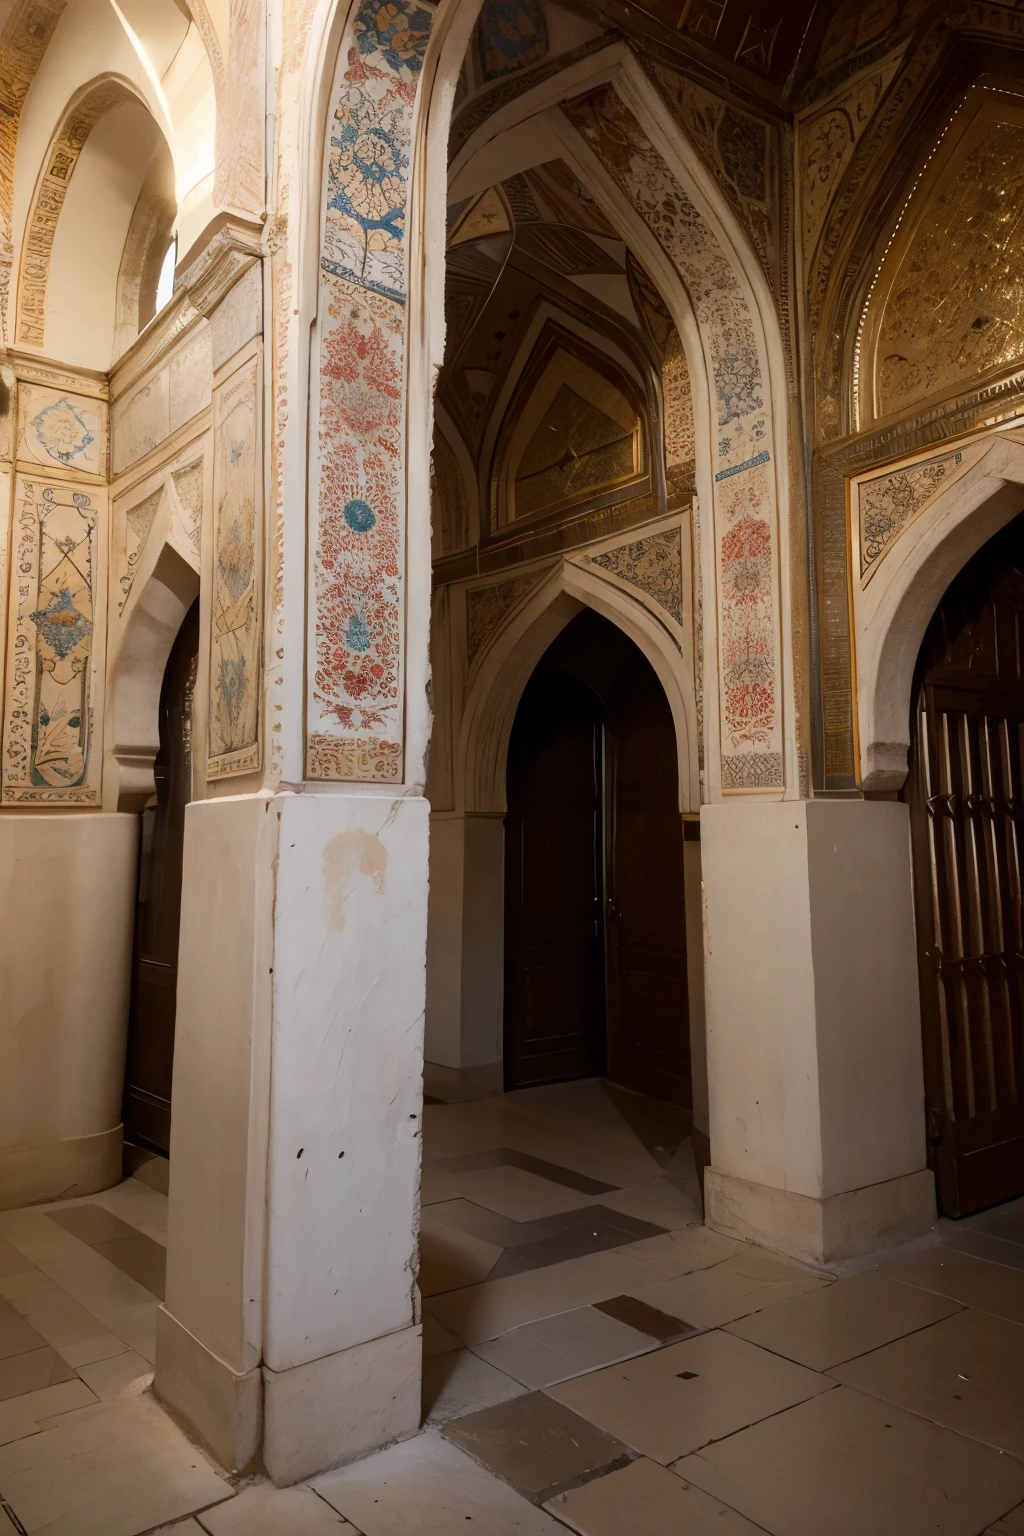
[
  {"left": 503, "top": 609, "right": 690, "bottom": 1105},
  {"left": 905, "top": 511, "right": 1024, "bottom": 1216},
  {"left": 123, "top": 598, "right": 199, "bottom": 1156}
]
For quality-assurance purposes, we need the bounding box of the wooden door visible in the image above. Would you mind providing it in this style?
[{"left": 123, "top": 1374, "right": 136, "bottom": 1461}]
[
  {"left": 906, "top": 514, "right": 1024, "bottom": 1215},
  {"left": 123, "top": 600, "right": 199, "bottom": 1153},
  {"left": 503, "top": 610, "right": 689, "bottom": 1104},
  {"left": 504, "top": 669, "right": 606, "bottom": 1090},
  {"left": 604, "top": 661, "right": 690, "bottom": 1105}
]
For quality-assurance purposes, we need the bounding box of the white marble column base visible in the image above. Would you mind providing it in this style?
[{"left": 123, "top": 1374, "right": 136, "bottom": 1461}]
[
  {"left": 705, "top": 1165, "right": 937, "bottom": 1266},
  {"left": 154, "top": 1306, "right": 262, "bottom": 1474},
  {"left": 262, "top": 1324, "right": 422, "bottom": 1486}
]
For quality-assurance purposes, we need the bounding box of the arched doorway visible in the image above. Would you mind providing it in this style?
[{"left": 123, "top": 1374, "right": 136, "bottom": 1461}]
[
  {"left": 122, "top": 598, "right": 200, "bottom": 1155},
  {"left": 905, "top": 512, "right": 1024, "bottom": 1215},
  {"left": 504, "top": 608, "right": 690, "bottom": 1105}
]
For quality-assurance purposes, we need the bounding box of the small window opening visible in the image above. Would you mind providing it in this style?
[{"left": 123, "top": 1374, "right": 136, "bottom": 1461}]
[{"left": 155, "top": 238, "right": 177, "bottom": 314}]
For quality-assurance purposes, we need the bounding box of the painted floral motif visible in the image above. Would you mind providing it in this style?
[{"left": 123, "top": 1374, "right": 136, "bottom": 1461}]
[
  {"left": 2, "top": 481, "right": 98, "bottom": 802},
  {"left": 209, "top": 358, "right": 261, "bottom": 776},
  {"left": 311, "top": 0, "right": 437, "bottom": 782},
  {"left": 27, "top": 395, "right": 94, "bottom": 465},
  {"left": 565, "top": 86, "right": 781, "bottom": 783},
  {"left": 587, "top": 529, "right": 684, "bottom": 628},
  {"left": 466, "top": 568, "right": 550, "bottom": 665},
  {"left": 476, "top": 0, "right": 548, "bottom": 82},
  {"left": 859, "top": 450, "right": 964, "bottom": 581}
]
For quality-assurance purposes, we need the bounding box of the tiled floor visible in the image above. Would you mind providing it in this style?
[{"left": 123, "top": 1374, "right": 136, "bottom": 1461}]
[{"left": 1, "top": 1083, "right": 1024, "bottom": 1533}]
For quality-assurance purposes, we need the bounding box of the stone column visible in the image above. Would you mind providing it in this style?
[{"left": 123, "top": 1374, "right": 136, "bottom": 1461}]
[{"left": 700, "top": 798, "right": 935, "bottom": 1265}]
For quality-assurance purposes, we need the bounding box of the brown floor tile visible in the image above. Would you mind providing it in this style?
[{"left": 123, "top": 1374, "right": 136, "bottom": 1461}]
[
  {"left": 725, "top": 1270, "right": 962, "bottom": 1370},
  {"left": 676, "top": 1385, "right": 1024, "bottom": 1536},
  {"left": 435, "top": 1148, "right": 617, "bottom": 1196},
  {"left": 91, "top": 1233, "right": 167, "bottom": 1299},
  {"left": 989, "top": 1503, "right": 1024, "bottom": 1533},
  {"left": 443, "top": 1389, "right": 632, "bottom": 1504},
  {"left": 830, "top": 1307, "right": 1024, "bottom": 1458},
  {"left": 0, "top": 1345, "right": 76, "bottom": 1401},
  {"left": 490, "top": 1207, "right": 666, "bottom": 1279},
  {"left": 0, "top": 1298, "right": 48, "bottom": 1361},
  {"left": 594, "top": 1294, "right": 696, "bottom": 1342},
  {"left": 47, "top": 1206, "right": 139, "bottom": 1246},
  {"left": 631, "top": 1250, "right": 829, "bottom": 1330},
  {"left": 879, "top": 1246, "right": 1024, "bottom": 1324},
  {"left": 548, "top": 1327, "right": 832, "bottom": 1465},
  {"left": 545, "top": 1456, "right": 769, "bottom": 1535}
]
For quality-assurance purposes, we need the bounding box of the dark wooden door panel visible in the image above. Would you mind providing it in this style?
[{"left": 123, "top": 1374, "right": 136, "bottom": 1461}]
[
  {"left": 906, "top": 515, "right": 1024, "bottom": 1216},
  {"left": 123, "top": 600, "right": 199, "bottom": 1155}
]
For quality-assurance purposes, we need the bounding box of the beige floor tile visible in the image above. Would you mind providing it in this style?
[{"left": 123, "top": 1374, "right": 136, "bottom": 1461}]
[
  {"left": 0, "top": 1300, "right": 47, "bottom": 1361},
  {"left": 443, "top": 1165, "right": 596, "bottom": 1221},
  {"left": 545, "top": 1456, "right": 770, "bottom": 1535},
  {"left": 471, "top": 1327, "right": 584, "bottom": 1389},
  {"left": 548, "top": 1327, "right": 832, "bottom": 1464},
  {"left": 0, "top": 1393, "right": 233, "bottom": 1535},
  {"left": 197, "top": 1480, "right": 355, "bottom": 1533},
  {"left": 676, "top": 1385, "right": 1024, "bottom": 1536},
  {"left": 0, "top": 1212, "right": 159, "bottom": 1362},
  {"left": 630, "top": 1250, "right": 829, "bottom": 1330},
  {"left": 16, "top": 1290, "right": 120, "bottom": 1352},
  {"left": 0, "top": 1271, "right": 60, "bottom": 1304},
  {"left": 615, "top": 1225, "right": 748, "bottom": 1280},
  {"left": 505, "top": 1083, "right": 667, "bottom": 1176},
  {"left": 91, "top": 1179, "right": 169, "bottom": 1245},
  {"left": 421, "top": 1312, "right": 461, "bottom": 1357},
  {"left": 75, "top": 1349, "right": 153, "bottom": 1402},
  {"left": 830, "top": 1307, "right": 1024, "bottom": 1457},
  {"left": 313, "top": 1428, "right": 567, "bottom": 1534},
  {"left": 422, "top": 1346, "right": 526, "bottom": 1422},
  {"left": 725, "top": 1270, "right": 962, "bottom": 1370},
  {"left": 0, "top": 1380, "right": 97, "bottom": 1447},
  {"left": 0, "top": 1346, "right": 75, "bottom": 1401},
  {"left": 425, "top": 1247, "right": 658, "bottom": 1345},
  {"left": 151, "top": 1522, "right": 206, "bottom": 1534},
  {"left": 46, "top": 1206, "right": 138, "bottom": 1246},
  {"left": 420, "top": 1172, "right": 461, "bottom": 1206},
  {"left": 526, "top": 1304, "right": 656, "bottom": 1370},
  {"left": 598, "top": 1178, "right": 701, "bottom": 1232},
  {"left": 880, "top": 1246, "right": 1024, "bottom": 1324},
  {"left": 59, "top": 1336, "right": 131, "bottom": 1369},
  {"left": 418, "top": 1219, "right": 502, "bottom": 1298},
  {"left": 0, "top": 1243, "right": 34, "bottom": 1280}
]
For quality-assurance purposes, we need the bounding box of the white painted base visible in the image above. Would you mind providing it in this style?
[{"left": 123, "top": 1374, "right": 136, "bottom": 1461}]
[
  {"left": 262, "top": 1325, "right": 422, "bottom": 1487},
  {"left": 705, "top": 1166, "right": 937, "bottom": 1266},
  {"left": 154, "top": 1305, "right": 262, "bottom": 1474},
  {"left": 0, "top": 1124, "right": 123, "bottom": 1211},
  {"left": 424, "top": 1060, "right": 503, "bottom": 1102}
]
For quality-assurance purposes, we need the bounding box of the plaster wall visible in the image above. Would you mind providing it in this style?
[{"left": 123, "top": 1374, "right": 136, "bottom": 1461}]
[{"left": 0, "top": 812, "right": 137, "bottom": 1207}]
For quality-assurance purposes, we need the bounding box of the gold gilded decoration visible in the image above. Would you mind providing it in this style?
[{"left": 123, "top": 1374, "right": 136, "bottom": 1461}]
[
  {"left": 432, "top": 430, "right": 470, "bottom": 556},
  {"left": 467, "top": 568, "right": 550, "bottom": 664},
  {"left": 875, "top": 110, "right": 1024, "bottom": 420},
  {"left": 858, "top": 449, "right": 964, "bottom": 582}
]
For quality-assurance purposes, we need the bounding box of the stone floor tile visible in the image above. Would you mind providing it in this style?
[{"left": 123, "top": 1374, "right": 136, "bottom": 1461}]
[
  {"left": 419, "top": 1172, "right": 461, "bottom": 1206},
  {"left": 92, "top": 1233, "right": 166, "bottom": 1299},
  {"left": 150, "top": 1522, "right": 206, "bottom": 1534},
  {"left": 725, "top": 1270, "right": 963, "bottom": 1370},
  {"left": 58, "top": 1335, "right": 131, "bottom": 1369},
  {"left": 879, "top": 1246, "right": 1024, "bottom": 1324},
  {"left": 0, "top": 1380, "right": 97, "bottom": 1447},
  {"left": 442, "top": 1165, "right": 598, "bottom": 1222},
  {"left": 829, "top": 1307, "right": 1024, "bottom": 1457},
  {"left": 631, "top": 1250, "right": 829, "bottom": 1330},
  {"left": 196, "top": 1480, "right": 355, "bottom": 1533},
  {"left": 968, "top": 1199, "right": 1024, "bottom": 1247},
  {"left": 443, "top": 1390, "right": 632, "bottom": 1504},
  {"left": 0, "top": 1271, "right": 59, "bottom": 1304},
  {"left": 526, "top": 1304, "right": 657, "bottom": 1370},
  {"left": 545, "top": 1455, "right": 770, "bottom": 1535},
  {"left": 46, "top": 1206, "right": 138, "bottom": 1246},
  {"left": 425, "top": 1247, "right": 658, "bottom": 1345},
  {"left": 418, "top": 1220, "right": 502, "bottom": 1298},
  {"left": 0, "top": 1346, "right": 75, "bottom": 1401},
  {"left": 593, "top": 1293, "right": 695, "bottom": 1341},
  {"left": 91, "top": 1178, "right": 170, "bottom": 1245},
  {"left": 489, "top": 1207, "right": 665, "bottom": 1280},
  {"left": 422, "top": 1345, "right": 526, "bottom": 1422},
  {"left": 0, "top": 1393, "right": 233, "bottom": 1535},
  {"left": 548, "top": 1327, "right": 832, "bottom": 1465},
  {"left": 472, "top": 1326, "right": 585, "bottom": 1389},
  {"left": 988, "top": 1504, "right": 1024, "bottom": 1533},
  {"left": 0, "top": 1243, "right": 34, "bottom": 1280},
  {"left": 0, "top": 1214, "right": 159, "bottom": 1363},
  {"left": 597, "top": 1178, "right": 701, "bottom": 1232},
  {"left": 423, "top": 1198, "right": 525, "bottom": 1249},
  {"left": 675, "top": 1385, "right": 1024, "bottom": 1536},
  {"left": 313, "top": 1428, "right": 567, "bottom": 1534},
  {"left": 614, "top": 1225, "right": 747, "bottom": 1280},
  {"left": 15, "top": 1290, "right": 121, "bottom": 1353},
  {"left": 942, "top": 1228, "right": 1024, "bottom": 1272},
  {"left": 0, "top": 1301, "right": 47, "bottom": 1361},
  {"left": 75, "top": 1348, "right": 153, "bottom": 1402}
]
